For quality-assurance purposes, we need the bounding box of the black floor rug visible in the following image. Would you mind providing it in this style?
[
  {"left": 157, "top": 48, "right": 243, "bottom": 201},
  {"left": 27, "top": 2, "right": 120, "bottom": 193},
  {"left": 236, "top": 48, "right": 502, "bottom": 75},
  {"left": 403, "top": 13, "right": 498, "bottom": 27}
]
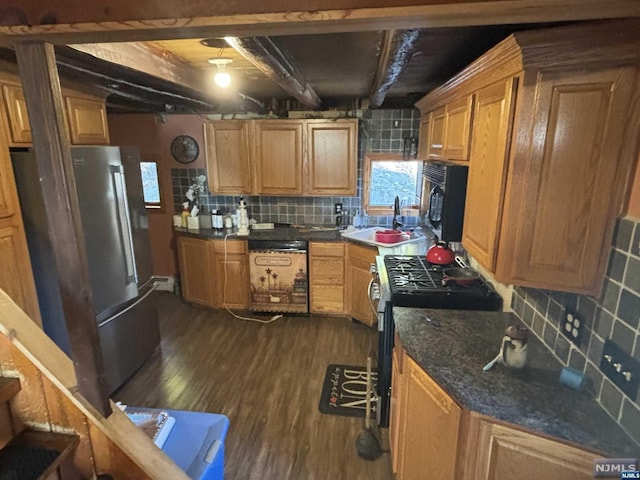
[{"left": 319, "top": 364, "right": 378, "bottom": 418}]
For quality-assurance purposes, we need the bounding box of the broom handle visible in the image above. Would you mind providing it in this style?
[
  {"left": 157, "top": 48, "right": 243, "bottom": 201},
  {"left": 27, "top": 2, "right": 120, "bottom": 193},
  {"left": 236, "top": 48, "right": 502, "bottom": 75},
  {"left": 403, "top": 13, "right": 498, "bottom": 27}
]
[{"left": 365, "top": 355, "right": 372, "bottom": 430}]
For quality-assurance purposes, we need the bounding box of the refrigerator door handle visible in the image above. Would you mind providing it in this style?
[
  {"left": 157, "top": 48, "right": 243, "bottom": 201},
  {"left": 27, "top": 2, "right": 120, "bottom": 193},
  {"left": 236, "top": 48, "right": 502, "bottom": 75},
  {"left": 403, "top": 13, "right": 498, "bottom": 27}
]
[
  {"left": 98, "top": 282, "right": 158, "bottom": 328},
  {"left": 110, "top": 165, "right": 138, "bottom": 285}
]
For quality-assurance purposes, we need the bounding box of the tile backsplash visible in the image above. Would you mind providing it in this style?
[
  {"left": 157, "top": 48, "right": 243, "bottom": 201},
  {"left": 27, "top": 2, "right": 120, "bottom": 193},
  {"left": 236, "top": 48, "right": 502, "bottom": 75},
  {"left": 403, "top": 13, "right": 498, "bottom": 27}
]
[
  {"left": 171, "top": 109, "right": 420, "bottom": 227},
  {"left": 510, "top": 216, "right": 640, "bottom": 444}
]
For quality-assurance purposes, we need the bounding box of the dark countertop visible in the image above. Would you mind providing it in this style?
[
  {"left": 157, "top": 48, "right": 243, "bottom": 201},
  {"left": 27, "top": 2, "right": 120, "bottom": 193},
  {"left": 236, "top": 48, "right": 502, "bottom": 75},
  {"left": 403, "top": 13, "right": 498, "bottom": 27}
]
[
  {"left": 174, "top": 225, "right": 344, "bottom": 242},
  {"left": 393, "top": 307, "right": 639, "bottom": 458}
]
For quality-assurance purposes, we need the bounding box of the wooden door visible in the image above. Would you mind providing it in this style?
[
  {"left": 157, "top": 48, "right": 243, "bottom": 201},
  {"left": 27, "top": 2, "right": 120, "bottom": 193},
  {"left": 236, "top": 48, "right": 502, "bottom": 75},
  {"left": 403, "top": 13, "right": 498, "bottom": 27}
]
[
  {"left": 254, "top": 120, "right": 303, "bottom": 195},
  {"left": 462, "top": 78, "right": 516, "bottom": 271},
  {"left": 64, "top": 96, "right": 110, "bottom": 145},
  {"left": 177, "top": 236, "right": 214, "bottom": 307},
  {"left": 398, "top": 357, "right": 461, "bottom": 480},
  {"left": 205, "top": 121, "right": 252, "bottom": 194},
  {"left": 443, "top": 95, "right": 473, "bottom": 160},
  {"left": 1, "top": 84, "right": 32, "bottom": 145},
  {"left": 305, "top": 119, "right": 357, "bottom": 196},
  {"left": 345, "top": 242, "right": 377, "bottom": 326},
  {"left": 211, "top": 239, "right": 249, "bottom": 309},
  {"left": 495, "top": 67, "right": 638, "bottom": 295},
  {"left": 309, "top": 242, "right": 344, "bottom": 314},
  {"left": 0, "top": 144, "right": 41, "bottom": 324},
  {"left": 470, "top": 419, "right": 596, "bottom": 480},
  {"left": 417, "top": 117, "right": 429, "bottom": 159},
  {"left": 428, "top": 107, "right": 445, "bottom": 157}
]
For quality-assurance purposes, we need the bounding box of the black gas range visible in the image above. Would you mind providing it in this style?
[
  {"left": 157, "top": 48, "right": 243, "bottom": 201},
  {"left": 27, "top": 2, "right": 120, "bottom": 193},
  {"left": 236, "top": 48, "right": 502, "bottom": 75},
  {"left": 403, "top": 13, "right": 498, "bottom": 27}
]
[
  {"left": 383, "top": 255, "right": 502, "bottom": 311},
  {"left": 374, "top": 254, "right": 502, "bottom": 428}
]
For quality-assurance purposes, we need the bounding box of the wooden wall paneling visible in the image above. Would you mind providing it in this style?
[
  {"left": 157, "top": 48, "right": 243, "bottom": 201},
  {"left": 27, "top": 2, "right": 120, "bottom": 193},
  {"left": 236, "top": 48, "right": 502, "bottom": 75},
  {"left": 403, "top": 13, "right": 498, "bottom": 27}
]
[
  {"left": 0, "top": 334, "right": 50, "bottom": 434},
  {"left": 41, "top": 375, "right": 96, "bottom": 479},
  {"left": 15, "top": 41, "right": 110, "bottom": 415}
]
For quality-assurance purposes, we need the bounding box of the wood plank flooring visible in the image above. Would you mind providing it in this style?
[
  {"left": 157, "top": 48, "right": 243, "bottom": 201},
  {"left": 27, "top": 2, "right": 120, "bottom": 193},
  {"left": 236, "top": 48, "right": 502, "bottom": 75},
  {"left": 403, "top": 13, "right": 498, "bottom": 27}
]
[{"left": 115, "top": 293, "right": 393, "bottom": 480}]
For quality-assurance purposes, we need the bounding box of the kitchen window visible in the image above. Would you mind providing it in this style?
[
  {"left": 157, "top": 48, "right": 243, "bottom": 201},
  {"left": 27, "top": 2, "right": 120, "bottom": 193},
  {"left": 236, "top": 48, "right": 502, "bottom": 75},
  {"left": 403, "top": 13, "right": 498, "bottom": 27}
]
[
  {"left": 140, "top": 160, "right": 162, "bottom": 210},
  {"left": 362, "top": 153, "right": 422, "bottom": 216}
]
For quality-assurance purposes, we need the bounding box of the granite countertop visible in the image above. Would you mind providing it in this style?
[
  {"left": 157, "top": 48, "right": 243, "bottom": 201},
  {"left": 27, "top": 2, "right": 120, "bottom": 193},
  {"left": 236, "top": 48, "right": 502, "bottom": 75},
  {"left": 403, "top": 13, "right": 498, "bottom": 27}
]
[
  {"left": 174, "top": 225, "right": 345, "bottom": 242},
  {"left": 393, "top": 307, "right": 639, "bottom": 458}
]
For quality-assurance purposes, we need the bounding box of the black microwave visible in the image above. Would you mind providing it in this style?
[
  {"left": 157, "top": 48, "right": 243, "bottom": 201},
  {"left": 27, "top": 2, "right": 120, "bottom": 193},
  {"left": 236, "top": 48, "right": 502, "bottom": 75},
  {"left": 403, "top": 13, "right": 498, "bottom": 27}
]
[{"left": 419, "top": 161, "right": 469, "bottom": 242}]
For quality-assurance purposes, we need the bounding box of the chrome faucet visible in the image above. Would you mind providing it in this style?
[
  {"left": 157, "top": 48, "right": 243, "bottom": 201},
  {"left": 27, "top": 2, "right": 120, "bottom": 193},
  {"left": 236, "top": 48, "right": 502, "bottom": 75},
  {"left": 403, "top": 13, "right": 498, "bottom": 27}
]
[{"left": 392, "top": 196, "right": 403, "bottom": 230}]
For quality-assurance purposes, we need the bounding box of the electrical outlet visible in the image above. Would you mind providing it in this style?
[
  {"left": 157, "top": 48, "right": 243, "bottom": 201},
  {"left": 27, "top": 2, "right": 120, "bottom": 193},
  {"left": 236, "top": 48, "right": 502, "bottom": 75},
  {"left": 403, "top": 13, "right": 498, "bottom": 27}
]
[
  {"left": 560, "top": 308, "right": 584, "bottom": 347},
  {"left": 600, "top": 340, "right": 640, "bottom": 399},
  {"left": 334, "top": 203, "right": 343, "bottom": 214}
]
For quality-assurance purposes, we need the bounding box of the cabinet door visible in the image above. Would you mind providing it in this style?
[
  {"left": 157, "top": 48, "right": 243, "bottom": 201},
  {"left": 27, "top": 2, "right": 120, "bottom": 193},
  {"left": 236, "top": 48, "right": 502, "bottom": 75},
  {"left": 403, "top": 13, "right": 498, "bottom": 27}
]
[
  {"left": 345, "top": 243, "right": 377, "bottom": 326},
  {"left": 306, "top": 120, "right": 357, "bottom": 196},
  {"left": 205, "top": 121, "right": 252, "bottom": 194},
  {"left": 390, "top": 346, "right": 407, "bottom": 474},
  {"left": 463, "top": 78, "right": 516, "bottom": 271},
  {"left": 2, "top": 84, "right": 32, "bottom": 145},
  {"left": 211, "top": 239, "right": 249, "bottom": 309},
  {"left": 471, "top": 419, "right": 596, "bottom": 480},
  {"left": 443, "top": 95, "right": 473, "bottom": 160},
  {"left": 309, "top": 242, "right": 344, "bottom": 314},
  {"left": 428, "top": 107, "right": 445, "bottom": 157},
  {"left": 496, "top": 67, "right": 637, "bottom": 295},
  {"left": 254, "top": 120, "right": 303, "bottom": 195},
  {"left": 177, "top": 236, "right": 214, "bottom": 307},
  {"left": 65, "top": 96, "right": 110, "bottom": 145},
  {"left": 417, "top": 117, "right": 429, "bottom": 159},
  {"left": 398, "top": 357, "right": 461, "bottom": 480}
]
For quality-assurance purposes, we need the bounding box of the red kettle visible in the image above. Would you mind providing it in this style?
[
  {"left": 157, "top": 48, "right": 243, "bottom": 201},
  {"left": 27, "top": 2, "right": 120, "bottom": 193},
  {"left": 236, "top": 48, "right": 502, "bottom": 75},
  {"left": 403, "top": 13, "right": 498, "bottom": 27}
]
[{"left": 426, "top": 241, "right": 455, "bottom": 265}]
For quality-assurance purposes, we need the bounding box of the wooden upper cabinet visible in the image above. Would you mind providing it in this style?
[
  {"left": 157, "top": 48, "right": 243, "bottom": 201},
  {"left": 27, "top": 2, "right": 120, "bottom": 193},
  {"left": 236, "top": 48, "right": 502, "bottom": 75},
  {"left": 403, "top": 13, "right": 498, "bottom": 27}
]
[
  {"left": 462, "top": 78, "right": 516, "bottom": 271},
  {"left": 305, "top": 119, "right": 357, "bottom": 196},
  {"left": 428, "top": 107, "right": 445, "bottom": 157},
  {"left": 442, "top": 95, "right": 473, "bottom": 160},
  {"left": 468, "top": 416, "right": 596, "bottom": 480},
  {"left": 2, "top": 84, "right": 32, "bottom": 145},
  {"left": 253, "top": 120, "right": 303, "bottom": 195},
  {"left": 495, "top": 67, "right": 638, "bottom": 294},
  {"left": 205, "top": 121, "right": 252, "bottom": 194},
  {"left": 64, "top": 95, "right": 110, "bottom": 145},
  {"left": 417, "top": 117, "right": 430, "bottom": 159}
]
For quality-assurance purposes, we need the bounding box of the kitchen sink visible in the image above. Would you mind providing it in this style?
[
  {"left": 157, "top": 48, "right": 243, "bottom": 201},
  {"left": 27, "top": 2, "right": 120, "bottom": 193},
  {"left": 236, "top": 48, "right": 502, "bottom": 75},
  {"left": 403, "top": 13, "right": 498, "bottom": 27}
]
[{"left": 341, "top": 227, "right": 426, "bottom": 249}]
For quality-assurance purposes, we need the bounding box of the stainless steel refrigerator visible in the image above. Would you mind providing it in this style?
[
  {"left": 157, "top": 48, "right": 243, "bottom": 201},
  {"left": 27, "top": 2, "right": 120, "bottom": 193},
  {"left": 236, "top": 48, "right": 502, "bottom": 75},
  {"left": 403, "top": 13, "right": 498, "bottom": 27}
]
[{"left": 11, "top": 146, "right": 160, "bottom": 394}]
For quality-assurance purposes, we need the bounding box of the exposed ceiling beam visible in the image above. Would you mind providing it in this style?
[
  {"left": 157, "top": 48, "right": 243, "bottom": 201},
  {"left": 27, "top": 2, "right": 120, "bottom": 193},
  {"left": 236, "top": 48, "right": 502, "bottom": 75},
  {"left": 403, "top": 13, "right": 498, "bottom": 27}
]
[
  {"left": 1, "top": 2, "right": 640, "bottom": 44},
  {"left": 225, "top": 36, "right": 321, "bottom": 109},
  {"left": 369, "top": 29, "right": 420, "bottom": 108}
]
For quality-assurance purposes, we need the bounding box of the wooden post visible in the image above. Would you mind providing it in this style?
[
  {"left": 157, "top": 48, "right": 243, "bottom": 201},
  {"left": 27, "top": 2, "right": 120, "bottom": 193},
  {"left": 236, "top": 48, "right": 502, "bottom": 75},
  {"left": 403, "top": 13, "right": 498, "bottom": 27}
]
[{"left": 14, "top": 41, "right": 111, "bottom": 417}]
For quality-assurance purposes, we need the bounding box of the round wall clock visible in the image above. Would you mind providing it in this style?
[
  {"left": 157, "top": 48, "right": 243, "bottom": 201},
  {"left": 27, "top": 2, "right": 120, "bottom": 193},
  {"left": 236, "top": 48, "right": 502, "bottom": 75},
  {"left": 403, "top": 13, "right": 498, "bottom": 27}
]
[{"left": 170, "top": 135, "right": 199, "bottom": 164}]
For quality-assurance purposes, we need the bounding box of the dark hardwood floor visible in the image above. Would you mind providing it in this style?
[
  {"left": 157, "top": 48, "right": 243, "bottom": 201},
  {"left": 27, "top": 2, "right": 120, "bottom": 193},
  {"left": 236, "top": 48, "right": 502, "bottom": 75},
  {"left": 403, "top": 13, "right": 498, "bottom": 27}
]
[{"left": 115, "top": 292, "right": 393, "bottom": 480}]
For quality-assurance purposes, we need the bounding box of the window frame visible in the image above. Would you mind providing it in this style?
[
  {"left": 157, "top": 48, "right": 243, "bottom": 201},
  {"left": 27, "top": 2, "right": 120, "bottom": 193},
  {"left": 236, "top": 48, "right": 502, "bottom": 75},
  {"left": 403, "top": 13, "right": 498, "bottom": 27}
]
[
  {"left": 362, "top": 153, "right": 421, "bottom": 216},
  {"left": 139, "top": 155, "right": 164, "bottom": 213}
]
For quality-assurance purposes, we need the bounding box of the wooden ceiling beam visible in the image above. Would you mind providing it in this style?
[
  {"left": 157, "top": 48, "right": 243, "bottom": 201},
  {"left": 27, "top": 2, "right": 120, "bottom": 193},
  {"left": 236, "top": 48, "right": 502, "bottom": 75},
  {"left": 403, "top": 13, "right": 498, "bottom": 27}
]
[
  {"left": 369, "top": 29, "right": 420, "bottom": 108},
  {"left": 3, "top": 1, "right": 637, "bottom": 45},
  {"left": 225, "top": 36, "right": 321, "bottom": 109}
]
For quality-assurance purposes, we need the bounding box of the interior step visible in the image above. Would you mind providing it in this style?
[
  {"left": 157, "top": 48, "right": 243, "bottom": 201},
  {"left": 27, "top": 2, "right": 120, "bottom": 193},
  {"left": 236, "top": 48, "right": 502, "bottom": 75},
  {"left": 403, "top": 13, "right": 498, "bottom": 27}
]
[
  {"left": 0, "top": 377, "right": 20, "bottom": 404},
  {"left": 0, "top": 430, "right": 80, "bottom": 480}
]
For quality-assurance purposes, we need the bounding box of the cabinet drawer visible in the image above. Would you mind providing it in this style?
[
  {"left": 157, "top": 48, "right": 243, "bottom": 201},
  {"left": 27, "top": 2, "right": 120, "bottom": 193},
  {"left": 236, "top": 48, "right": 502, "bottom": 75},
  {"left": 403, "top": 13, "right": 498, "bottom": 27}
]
[
  {"left": 346, "top": 242, "right": 378, "bottom": 266},
  {"left": 211, "top": 239, "right": 247, "bottom": 255},
  {"left": 310, "top": 241, "right": 344, "bottom": 257},
  {"left": 310, "top": 257, "right": 344, "bottom": 284},
  {"left": 310, "top": 285, "right": 344, "bottom": 313}
]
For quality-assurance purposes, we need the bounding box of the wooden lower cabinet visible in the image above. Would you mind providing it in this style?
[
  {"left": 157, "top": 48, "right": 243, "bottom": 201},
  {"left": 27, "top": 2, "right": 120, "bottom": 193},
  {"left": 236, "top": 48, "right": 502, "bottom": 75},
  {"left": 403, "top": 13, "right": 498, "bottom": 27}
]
[
  {"left": 309, "top": 241, "right": 344, "bottom": 314},
  {"left": 211, "top": 239, "right": 249, "bottom": 309},
  {"left": 465, "top": 415, "right": 597, "bottom": 480},
  {"left": 177, "top": 236, "right": 249, "bottom": 309},
  {"left": 345, "top": 242, "right": 377, "bottom": 326},
  {"left": 177, "top": 235, "right": 215, "bottom": 307},
  {"left": 397, "top": 356, "right": 461, "bottom": 480},
  {"left": 390, "top": 348, "right": 601, "bottom": 480}
]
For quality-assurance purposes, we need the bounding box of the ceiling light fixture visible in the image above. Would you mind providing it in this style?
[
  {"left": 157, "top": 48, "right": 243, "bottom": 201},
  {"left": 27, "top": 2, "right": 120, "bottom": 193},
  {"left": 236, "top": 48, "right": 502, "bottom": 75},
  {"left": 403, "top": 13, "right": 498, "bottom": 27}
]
[{"left": 208, "top": 58, "right": 233, "bottom": 88}]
